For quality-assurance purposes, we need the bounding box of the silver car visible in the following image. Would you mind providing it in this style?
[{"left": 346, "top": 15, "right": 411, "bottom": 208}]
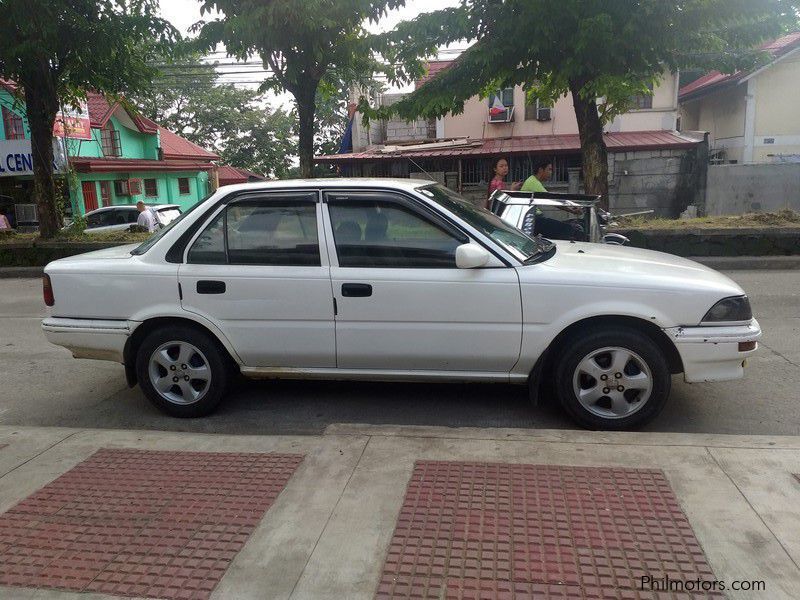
[
  {"left": 78, "top": 205, "right": 182, "bottom": 234},
  {"left": 489, "top": 190, "right": 631, "bottom": 245}
]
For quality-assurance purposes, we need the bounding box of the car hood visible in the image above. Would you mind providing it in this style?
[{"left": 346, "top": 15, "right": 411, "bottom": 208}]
[{"left": 525, "top": 241, "right": 744, "bottom": 296}]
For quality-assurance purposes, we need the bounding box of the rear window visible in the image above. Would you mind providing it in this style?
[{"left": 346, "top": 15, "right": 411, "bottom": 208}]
[{"left": 156, "top": 208, "right": 181, "bottom": 224}]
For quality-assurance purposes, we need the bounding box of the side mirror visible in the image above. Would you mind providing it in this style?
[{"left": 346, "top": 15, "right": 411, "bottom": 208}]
[
  {"left": 455, "top": 243, "right": 490, "bottom": 269},
  {"left": 603, "top": 233, "right": 630, "bottom": 246}
]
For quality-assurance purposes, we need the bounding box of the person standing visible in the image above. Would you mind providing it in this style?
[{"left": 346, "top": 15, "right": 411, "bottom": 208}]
[
  {"left": 520, "top": 157, "right": 553, "bottom": 193},
  {"left": 486, "top": 157, "right": 521, "bottom": 208},
  {"left": 136, "top": 201, "right": 157, "bottom": 233},
  {"left": 0, "top": 208, "right": 12, "bottom": 230}
]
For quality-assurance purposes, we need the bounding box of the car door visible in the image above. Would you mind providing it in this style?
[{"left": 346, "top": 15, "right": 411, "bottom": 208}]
[
  {"left": 323, "top": 189, "right": 522, "bottom": 373},
  {"left": 179, "top": 190, "right": 336, "bottom": 368}
]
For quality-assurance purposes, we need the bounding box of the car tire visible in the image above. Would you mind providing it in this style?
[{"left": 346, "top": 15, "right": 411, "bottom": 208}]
[
  {"left": 136, "top": 326, "right": 230, "bottom": 418},
  {"left": 553, "top": 326, "right": 670, "bottom": 430}
]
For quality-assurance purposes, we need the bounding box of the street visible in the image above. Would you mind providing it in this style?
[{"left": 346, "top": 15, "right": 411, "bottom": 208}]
[{"left": 1, "top": 270, "right": 798, "bottom": 436}]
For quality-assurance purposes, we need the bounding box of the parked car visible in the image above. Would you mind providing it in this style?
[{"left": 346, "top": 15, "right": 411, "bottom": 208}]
[
  {"left": 72, "top": 204, "right": 182, "bottom": 234},
  {"left": 41, "top": 179, "right": 760, "bottom": 429},
  {"left": 489, "top": 190, "right": 645, "bottom": 245}
]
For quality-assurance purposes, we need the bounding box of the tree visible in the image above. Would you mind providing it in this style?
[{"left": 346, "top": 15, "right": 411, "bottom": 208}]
[
  {"left": 0, "top": 1, "right": 176, "bottom": 238},
  {"left": 376, "top": 0, "right": 798, "bottom": 207},
  {"left": 219, "top": 107, "right": 296, "bottom": 178},
  {"left": 194, "top": 0, "right": 404, "bottom": 178},
  {"left": 129, "top": 53, "right": 296, "bottom": 177}
]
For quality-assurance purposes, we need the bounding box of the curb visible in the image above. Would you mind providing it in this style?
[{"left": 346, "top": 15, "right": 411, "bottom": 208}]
[{"left": 0, "top": 266, "right": 44, "bottom": 279}]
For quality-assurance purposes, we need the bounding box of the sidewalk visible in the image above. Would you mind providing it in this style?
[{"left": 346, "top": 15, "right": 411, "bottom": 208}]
[{"left": 0, "top": 424, "right": 798, "bottom": 599}]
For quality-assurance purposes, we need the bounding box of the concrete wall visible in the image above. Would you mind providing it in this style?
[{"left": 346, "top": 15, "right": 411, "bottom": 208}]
[
  {"left": 686, "top": 85, "right": 747, "bottom": 164},
  {"left": 706, "top": 163, "right": 800, "bottom": 215},
  {"left": 443, "top": 71, "right": 678, "bottom": 140},
  {"left": 609, "top": 146, "right": 706, "bottom": 218}
]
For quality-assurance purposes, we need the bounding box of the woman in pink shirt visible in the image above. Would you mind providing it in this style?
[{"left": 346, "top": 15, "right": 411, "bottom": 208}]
[{"left": 486, "top": 157, "right": 520, "bottom": 208}]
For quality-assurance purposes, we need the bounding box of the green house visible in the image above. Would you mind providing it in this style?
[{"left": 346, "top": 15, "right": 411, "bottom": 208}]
[{"left": 1, "top": 83, "right": 219, "bottom": 220}]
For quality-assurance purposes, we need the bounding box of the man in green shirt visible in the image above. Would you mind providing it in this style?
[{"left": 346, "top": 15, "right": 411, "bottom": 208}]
[
  {"left": 520, "top": 158, "right": 553, "bottom": 192},
  {"left": 519, "top": 157, "right": 583, "bottom": 240}
]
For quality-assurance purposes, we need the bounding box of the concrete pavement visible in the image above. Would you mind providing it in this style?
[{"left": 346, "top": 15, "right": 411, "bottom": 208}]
[{"left": 0, "top": 424, "right": 799, "bottom": 599}]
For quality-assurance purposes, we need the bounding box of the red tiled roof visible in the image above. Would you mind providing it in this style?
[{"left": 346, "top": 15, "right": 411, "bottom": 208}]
[
  {"left": 415, "top": 60, "right": 454, "bottom": 89},
  {"left": 217, "top": 165, "right": 265, "bottom": 185},
  {"left": 71, "top": 157, "right": 215, "bottom": 173},
  {"left": 316, "top": 131, "right": 701, "bottom": 162},
  {"left": 679, "top": 31, "right": 800, "bottom": 100},
  {"left": 158, "top": 126, "right": 219, "bottom": 161}
]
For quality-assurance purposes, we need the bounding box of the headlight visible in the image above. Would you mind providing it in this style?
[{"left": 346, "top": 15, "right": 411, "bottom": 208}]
[{"left": 702, "top": 295, "right": 752, "bottom": 324}]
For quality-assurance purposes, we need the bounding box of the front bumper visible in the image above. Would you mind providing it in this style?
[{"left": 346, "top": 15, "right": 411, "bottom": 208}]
[
  {"left": 42, "top": 318, "right": 134, "bottom": 363},
  {"left": 665, "top": 319, "right": 761, "bottom": 383}
]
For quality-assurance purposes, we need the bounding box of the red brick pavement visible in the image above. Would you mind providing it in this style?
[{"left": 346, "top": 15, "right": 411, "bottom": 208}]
[
  {"left": 376, "top": 461, "right": 721, "bottom": 600},
  {"left": 0, "top": 448, "right": 303, "bottom": 599}
]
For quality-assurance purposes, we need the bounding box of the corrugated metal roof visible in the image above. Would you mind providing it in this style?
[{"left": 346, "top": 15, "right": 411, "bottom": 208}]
[
  {"left": 158, "top": 126, "right": 219, "bottom": 161},
  {"left": 316, "top": 131, "right": 701, "bottom": 162},
  {"left": 679, "top": 31, "right": 800, "bottom": 100}
]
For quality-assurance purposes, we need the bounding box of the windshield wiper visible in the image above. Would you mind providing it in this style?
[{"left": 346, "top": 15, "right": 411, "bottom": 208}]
[{"left": 524, "top": 235, "right": 555, "bottom": 264}]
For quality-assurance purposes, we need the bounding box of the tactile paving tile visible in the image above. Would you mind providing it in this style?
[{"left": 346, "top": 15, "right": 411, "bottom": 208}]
[
  {"left": 0, "top": 448, "right": 303, "bottom": 599},
  {"left": 376, "top": 461, "right": 721, "bottom": 599}
]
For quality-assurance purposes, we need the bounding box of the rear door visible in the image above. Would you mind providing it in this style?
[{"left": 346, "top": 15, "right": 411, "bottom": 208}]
[
  {"left": 323, "top": 189, "right": 522, "bottom": 373},
  {"left": 179, "top": 190, "right": 335, "bottom": 368}
]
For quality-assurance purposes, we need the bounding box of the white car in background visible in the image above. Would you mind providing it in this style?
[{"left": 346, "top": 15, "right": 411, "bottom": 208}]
[
  {"left": 77, "top": 204, "right": 182, "bottom": 234},
  {"left": 41, "top": 179, "right": 760, "bottom": 429}
]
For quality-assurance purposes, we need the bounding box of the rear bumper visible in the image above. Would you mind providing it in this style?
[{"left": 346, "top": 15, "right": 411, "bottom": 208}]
[
  {"left": 665, "top": 319, "right": 761, "bottom": 383},
  {"left": 42, "top": 318, "right": 134, "bottom": 363}
]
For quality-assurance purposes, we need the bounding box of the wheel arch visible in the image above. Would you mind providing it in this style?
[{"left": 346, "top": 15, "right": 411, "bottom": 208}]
[
  {"left": 533, "top": 315, "right": 684, "bottom": 384},
  {"left": 123, "top": 316, "right": 241, "bottom": 387}
]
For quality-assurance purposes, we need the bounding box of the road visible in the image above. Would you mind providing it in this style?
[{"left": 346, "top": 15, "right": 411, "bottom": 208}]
[{"left": 1, "top": 270, "right": 798, "bottom": 435}]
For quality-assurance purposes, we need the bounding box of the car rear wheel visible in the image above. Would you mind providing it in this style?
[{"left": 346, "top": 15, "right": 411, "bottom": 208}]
[
  {"left": 136, "top": 326, "right": 229, "bottom": 417},
  {"left": 553, "top": 327, "right": 670, "bottom": 430}
]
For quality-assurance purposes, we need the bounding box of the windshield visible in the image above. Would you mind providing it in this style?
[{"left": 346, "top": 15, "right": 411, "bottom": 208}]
[
  {"left": 417, "top": 183, "right": 553, "bottom": 262},
  {"left": 131, "top": 196, "right": 210, "bottom": 255}
]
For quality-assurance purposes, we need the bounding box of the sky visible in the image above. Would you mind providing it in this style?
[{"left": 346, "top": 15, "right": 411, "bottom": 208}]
[{"left": 157, "top": 0, "right": 463, "bottom": 103}]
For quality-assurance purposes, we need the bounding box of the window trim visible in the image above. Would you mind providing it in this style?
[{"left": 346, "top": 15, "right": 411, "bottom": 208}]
[
  {"left": 100, "top": 122, "right": 121, "bottom": 157},
  {"left": 2, "top": 106, "right": 25, "bottom": 140},
  {"left": 178, "top": 177, "right": 191, "bottom": 195},
  {"left": 323, "top": 190, "right": 469, "bottom": 269},
  {"left": 183, "top": 190, "right": 322, "bottom": 266},
  {"left": 144, "top": 178, "right": 158, "bottom": 197}
]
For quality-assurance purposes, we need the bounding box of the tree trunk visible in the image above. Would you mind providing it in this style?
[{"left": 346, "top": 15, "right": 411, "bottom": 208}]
[
  {"left": 570, "top": 81, "right": 610, "bottom": 210},
  {"left": 295, "top": 85, "right": 317, "bottom": 179},
  {"left": 24, "top": 70, "right": 61, "bottom": 238}
]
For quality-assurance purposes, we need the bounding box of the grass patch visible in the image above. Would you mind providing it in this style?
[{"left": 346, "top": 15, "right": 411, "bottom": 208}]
[
  {"left": 617, "top": 209, "right": 800, "bottom": 230},
  {"left": 0, "top": 229, "right": 149, "bottom": 245}
]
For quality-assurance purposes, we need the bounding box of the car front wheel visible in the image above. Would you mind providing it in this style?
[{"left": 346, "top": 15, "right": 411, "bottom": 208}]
[
  {"left": 554, "top": 327, "right": 671, "bottom": 430},
  {"left": 136, "top": 326, "right": 230, "bottom": 417}
]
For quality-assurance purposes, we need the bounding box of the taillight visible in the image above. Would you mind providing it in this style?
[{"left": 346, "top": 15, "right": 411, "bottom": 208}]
[{"left": 43, "top": 274, "right": 54, "bottom": 307}]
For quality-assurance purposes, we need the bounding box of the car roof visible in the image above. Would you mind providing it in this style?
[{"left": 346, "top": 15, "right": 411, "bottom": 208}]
[
  {"left": 217, "top": 178, "right": 436, "bottom": 195},
  {"left": 85, "top": 204, "right": 179, "bottom": 215}
]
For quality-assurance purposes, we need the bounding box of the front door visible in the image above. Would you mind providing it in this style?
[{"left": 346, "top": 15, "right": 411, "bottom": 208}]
[
  {"left": 81, "top": 181, "right": 98, "bottom": 212},
  {"left": 179, "top": 191, "right": 336, "bottom": 368},
  {"left": 323, "top": 190, "right": 522, "bottom": 372}
]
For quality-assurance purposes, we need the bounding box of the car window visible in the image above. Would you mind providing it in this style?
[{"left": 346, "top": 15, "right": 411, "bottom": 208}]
[
  {"left": 327, "top": 194, "right": 461, "bottom": 268},
  {"left": 125, "top": 209, "right": 139, "bottom": 224},
  {"left": 156, "top": 208, "right": 181, "bottom": 224},
  {"left": 85, "top": 210, "right": 113, "bottom": 229},
  {"left": 187, "top": 195, "right": 320, "bottom": 266}
]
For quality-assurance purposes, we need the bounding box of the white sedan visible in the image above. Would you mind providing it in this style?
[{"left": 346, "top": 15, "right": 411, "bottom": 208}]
[
  {"left": 41, "top": 179, "right": 761, "bottom": 429},
  {"left": 76, "top": 204, "right": 182, "bottom": 234}
]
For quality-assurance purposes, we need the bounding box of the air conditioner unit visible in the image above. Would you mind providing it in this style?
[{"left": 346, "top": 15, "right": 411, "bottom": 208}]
[
  {"left": 536, "top": 106, "right": 552, "bottom": 121},
  {"left": 488, "top": 106, "right": 514, "bottom": 124},
  {"left": 127, "top": 179, "right": 143, "bottom": 196}
]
